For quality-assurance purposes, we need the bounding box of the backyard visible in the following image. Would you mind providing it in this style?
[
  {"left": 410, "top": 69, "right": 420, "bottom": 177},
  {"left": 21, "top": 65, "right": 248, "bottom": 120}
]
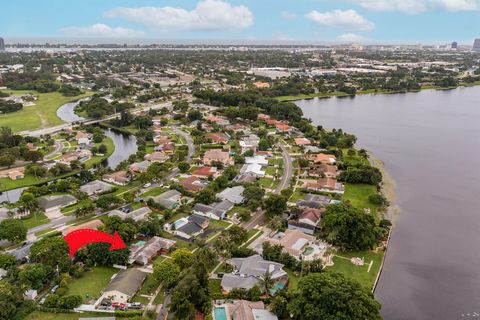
[{"left": 65, "top": 266, "right": 117, "bottom": 302}]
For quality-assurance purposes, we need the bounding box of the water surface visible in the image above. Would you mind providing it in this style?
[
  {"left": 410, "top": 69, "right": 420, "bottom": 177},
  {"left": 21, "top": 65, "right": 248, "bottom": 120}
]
[{"left": 297, "top": 87, "right": 480, "bottom": 320}]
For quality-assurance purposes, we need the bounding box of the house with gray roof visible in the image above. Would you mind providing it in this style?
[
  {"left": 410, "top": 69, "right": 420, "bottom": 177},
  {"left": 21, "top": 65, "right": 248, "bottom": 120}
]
[
  {"left": 38, "top": 195, "right": 77, "bottom": 218},
  {"left": 217, "top": 186, "right": 245, "bottom": 204},
  {"left": 149, "top": 190, "right": 182, "bottom": 209},
  {"left": 108, "top": 207, "right": 152, "bottom": 222},
  {"left": 220, "top": 255, "right": 288, "bottom": 293},
  {"left": 172, "top": 214, "right": 209, "bottom": 240},
  {"left": 99, "top": 268, "right": 146, "bottom": 303},
  {"left": 296, "top": 194, "right": 331, "bottom": 209},
  {"left": 129, "top": 236, "right": 176, "bottom": 265},
  {"left": 192, "top": 199, "right": 234, "bottom": 220},
  {"left": 80, "top": 180, "right": 114, "bottom": 196}
]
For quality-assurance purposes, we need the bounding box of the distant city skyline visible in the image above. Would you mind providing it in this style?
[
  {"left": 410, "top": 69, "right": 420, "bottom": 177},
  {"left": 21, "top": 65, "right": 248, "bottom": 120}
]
[{"left": 2, "top": 0, "right": 480, "bottom": 44}]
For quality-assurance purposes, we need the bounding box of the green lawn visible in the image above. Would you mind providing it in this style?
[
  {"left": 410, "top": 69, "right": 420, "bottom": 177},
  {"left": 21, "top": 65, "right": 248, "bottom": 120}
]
[
  {"left": 265, "top": 166, "right": 277, "bottom": 176},
  {"left": 84, "top": 137, "right": 115, "bottom": 169},
  {"left": 26, "top": 312, "right": 103, "bottom": 320},
  {"left": 21, "top": 212, "right": 49, "bottom": 230},
  {"left": 343, "top": 184, "right": 379, "bottom": 215},
  {"left": 0, "top": 90, "right": 93, "bottom": 132},
  {"left": 326, "top": 250, "right": 384, "bottom": 290},
  {"left": 142, "top": 187, "right": 168, "bottom": 197},
  {"left": 258, "top": 177, "right": 273, "bottom": 188},
  {"left": 65, "top": 267, "right": 117, "bottom": 302},
  {"left": 208, "top": 279, "right": 222, "bottom": 296},
  {"left": 61, "top": 198, "right": 94, "bottom": 215},
  {"left": 285, "top": 268, "right": 301, "bottom": 291}
]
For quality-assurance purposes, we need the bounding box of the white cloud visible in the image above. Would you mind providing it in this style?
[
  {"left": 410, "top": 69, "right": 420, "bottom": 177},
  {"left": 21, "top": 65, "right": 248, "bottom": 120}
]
[
  {"left": 350, "top": 0, "right": 480, "bottom": 14},
  {"left": 305, "top": 9, "right": 375, "bottom": 31},
  {"left": 62, "top": 24, "right": 145, "bottom": 37},
  {"left": 337, "top": 33, "right": 367, "bottom": 42},
  {"left": 104, "top": 0, "right": 254, "bottom": 32},
  {"left": 280, "top": 11, "right": 297, "bottom": 20}
]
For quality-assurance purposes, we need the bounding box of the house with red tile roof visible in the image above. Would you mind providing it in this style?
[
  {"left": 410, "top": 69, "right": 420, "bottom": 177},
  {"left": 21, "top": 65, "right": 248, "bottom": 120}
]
[
  {"left": 192, "top": 166, "right": 219, "bottom": 179},
  {"left": 180, "top": 176, "right": 207, "bottom": 193},
  {"left": 206, "top": 132, "right": 229, "bottom": 144}
]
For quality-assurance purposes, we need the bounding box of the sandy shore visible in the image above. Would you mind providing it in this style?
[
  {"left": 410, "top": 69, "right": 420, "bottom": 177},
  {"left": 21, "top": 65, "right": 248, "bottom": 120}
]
[{"left": 369, "top": 154, "right": 401, "bottom": 223}]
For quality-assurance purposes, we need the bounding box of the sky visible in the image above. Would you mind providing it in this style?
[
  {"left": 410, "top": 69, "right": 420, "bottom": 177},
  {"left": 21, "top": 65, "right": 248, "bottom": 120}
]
[{"left": 2, "top": 0, "right": 480, "bottom": 44}]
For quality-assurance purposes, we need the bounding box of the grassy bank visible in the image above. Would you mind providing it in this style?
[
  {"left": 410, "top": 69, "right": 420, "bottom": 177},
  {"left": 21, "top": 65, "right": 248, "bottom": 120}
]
[
  {"left": 276, "top": 82, "right": 480, "bottom": 102},
  {"left": 0, "top": 90, "right": 93, "bottom": 132}
]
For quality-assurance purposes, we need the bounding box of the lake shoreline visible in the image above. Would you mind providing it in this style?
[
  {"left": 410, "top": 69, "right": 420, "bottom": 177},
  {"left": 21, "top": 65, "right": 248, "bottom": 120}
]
[{"left": 278, "top": 82, "right": 480, "bottom": 102}]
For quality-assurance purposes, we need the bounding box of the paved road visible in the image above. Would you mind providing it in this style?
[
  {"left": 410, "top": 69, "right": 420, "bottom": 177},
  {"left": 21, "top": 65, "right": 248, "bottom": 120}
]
[
  {"left": 44, "top": 140, "right": 63, "bottom": 160},
  {"left": 241, "top": 142, "right": 293, "bottom": 231},
  {"left": 19, "top": 101, "right": 173, "bottom": 137},
  {"left": 156, "top": 294, "right": 171, "bottom": 320},
  {"left": 274, "top": 142, "right": 293, "bottom": 194}
]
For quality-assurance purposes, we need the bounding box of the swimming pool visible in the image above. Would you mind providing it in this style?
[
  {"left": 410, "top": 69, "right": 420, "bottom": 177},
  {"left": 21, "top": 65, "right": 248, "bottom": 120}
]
[
  {"left": 174, "top": 218, "right": 187, "bottom": 229},
  {"left": 214, "top": 307, "right": 228, "bottom": 320}
]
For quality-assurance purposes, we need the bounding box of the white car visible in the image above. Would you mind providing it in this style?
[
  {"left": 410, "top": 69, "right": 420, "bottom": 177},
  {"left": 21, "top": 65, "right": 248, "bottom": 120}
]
[{"left": 143, "top": 183, "right": 152, "bottom": 188}]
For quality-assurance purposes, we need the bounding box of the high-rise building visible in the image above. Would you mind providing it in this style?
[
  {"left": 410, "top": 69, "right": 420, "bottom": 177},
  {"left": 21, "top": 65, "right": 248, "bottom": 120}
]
[
  {"left": 473, "top": 39, "right": 480, "bottom": 52},
  {"left": 451, "top": 42, "right": 458, "bottom": 49},
  {"left": 0, "top": 37, "right": 5, "bottom": 51}
]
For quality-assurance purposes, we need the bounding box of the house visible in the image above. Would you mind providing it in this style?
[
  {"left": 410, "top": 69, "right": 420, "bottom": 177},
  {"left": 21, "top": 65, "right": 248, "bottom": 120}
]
[
  {"left": 218, "top": 186, "right": 245, "bottom": 204},
  {"left": 245, "top": 155, "right": 269, "bottom": 166},
  {"left": 26, "top": 143, "right": 38, "bottom": 151},
  {"left": 294, "top": 137, "right": 311, "bottom": 146},
  {"left": 144, "top": 151, "right": 169, "bottom": 163},
  {"left": 203, "top": 149, "right": 234, "bottom": 166},
  {"left": 0, "top": 268, "right": 7, "bottom": 280},
  {"left": 80, "top": 180, "right": 114, "bottom": 196},
  {"left": 109, "top": 207, "right": 152, "bottom": 222},
  {"left": 288, "top": 207, "right": 325, "bottom": 235},
  {"left": 62, "top": 219, "right": 104, "bottom": 235},
  {"left": 103, "top": 171, "right": 130, "bottom": 186},
  {"left": 240, "top": 163, "right": 265, "bottom": 178},
  {"left": 171, "top": 214, "right": 210, "bottom": 240},
  {"left": 235, "top": 173, "right": 258, "bottom": 184},
  {"left": 303, "top": 178, "right": 345, "bottom": 194},
  {"left": 58, "top": 150, "right": 92, "bottom": 165},
  {"left": 0, "top": 167, "right": 25, "bottom": 180},
  {"left": 149, "top": 190, "right": 182, "bottom": 209},
  {"left": 23, "top": 289, "right": 38, "bottom": 300},
  {"left": 205, "top": 115, "right": 230, "bottom": 126},
  {"left": 307, "top": 164, "right": 338, "bottom": 178},
  {"left": 253, "top": 81, "right": 271, "bottom": 88},
  {"left": 75, "top": 131, "right": 89, "bottom": 141},
  {"left": 257, "top": 114, "right": 270, "bottom": 122},
  {"left": 309, "top": 153, "right": 337, "bottom": 165},
  {"left": 153, "top": 135, "right": 171, "bottom": 145},
  {"left": 239, "top": 134, "right": 260, "bottom": 154},
  {"left": 220, "top": 255, "right": 288, "bottom": 293},
  {"left": 129, "top": 160, "right": 151, "bottom": 173},
  {"left": 99, "top": 268, "right": 147, "bottom": 303},
  {"left": 206, "top": 132, "right": 229, "bottom": 144},
  {"left": 191, "top": 166, "right": 219, "bottom": 179},
  {"left": 129, "top": 236, "right": 176, "bottom": 265},
  {"left": 38, "top": 195, "right": 77, "bottom": 218},
  {"left": 192, "top": 200, "right": 234, "bottom": 220},
  {"left": 304, "top": 146, "right": 326, "bottom": 154},
  {"left": 296, "top": 194, "right": 331, "bottom": 209},
  {"left": 258, "top": 229, "right": 325, "bottom": 261},
  {"left": 224, "top": 300, "right": 278, "bottom": 320},
  {"left": 275, "top": 123, "right": 291, "bottom": 133},
  {"left": 78, "top": 137, "right": 91, "bottom": 148},
  {"left": 180, "top": 176, "right": 207, "bottom": 193}
]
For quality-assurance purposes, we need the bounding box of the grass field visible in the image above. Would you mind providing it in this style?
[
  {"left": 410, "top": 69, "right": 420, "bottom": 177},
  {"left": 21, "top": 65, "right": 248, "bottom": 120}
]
[
  {"left": 343, "top": 183, "right": 379, "bottom": 215},
  {"left": 326, "top": 250, "right": 384, "bottom": 290},
  {"left": 65, "top": 266, "right": 117, "bottom": 302},
  {"left": 0, "top": 90, "right": 93, "bottom": 132},
  {"left": 26, "top": 312, "right": 103, "bottom": 320},
  {"left": 21, "top": 212, "right": 49, "bottom": 229}
]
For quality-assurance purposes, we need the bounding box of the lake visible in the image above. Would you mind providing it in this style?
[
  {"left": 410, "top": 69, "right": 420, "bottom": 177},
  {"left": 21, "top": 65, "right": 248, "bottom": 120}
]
[{"left": 296, "top": 87, "right": 480, "bottom": 320}]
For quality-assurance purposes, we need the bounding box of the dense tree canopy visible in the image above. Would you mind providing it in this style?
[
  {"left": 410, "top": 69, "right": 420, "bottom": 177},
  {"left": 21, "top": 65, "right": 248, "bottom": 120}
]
[{"left": 289, "top": 272, "right": 381, "bottom": 320}]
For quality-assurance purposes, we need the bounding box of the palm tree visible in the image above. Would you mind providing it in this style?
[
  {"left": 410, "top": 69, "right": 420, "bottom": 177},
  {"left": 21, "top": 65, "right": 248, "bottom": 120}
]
[{"left": 259, "top": 271, "right": 275, "bottom": 297}]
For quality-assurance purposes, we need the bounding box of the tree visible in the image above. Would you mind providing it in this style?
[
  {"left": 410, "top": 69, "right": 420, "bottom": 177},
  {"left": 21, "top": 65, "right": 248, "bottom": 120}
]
[
  {"left": 259, "top": 271, "right": 275, "bottom": 296},
  {"left": 0, "top": 253, "right": 16, "bottom": 269},
  {"left": 19, "top": 264, "right": 48, "bottom": 289},
  {"left": 195, "top": 188, "right": 217, "bottom": 205},
  {"left": 263, "top": 194, "right": 288, "bottom": 219},
  {"left": 0, "top": 281, "right": 20, "bottom": 320},
  {"left": 96, "top": 194, "right": 123, "bottom": 210},
  {"left": 178, "top": 162, "right": 190, "bottom": 173},
  {"left": 171, "top": 248, "right": 193, "bottom": 269},
  {"left": 321, "top": 204, "right": 380, "bottom": 251},
  {"left": 154, "top": 259, "right": 180, "bottom": 288},
  {"left": 98, "top": 144, "right": 107, "bottom": 154},
  {"left": 0, "top": 219, "right": 27, "bottom": 243},
  {"left": 0, "top": 154, "right": 15, "bottom": 168},
  {"left": 30, "top": 237, "right": 69, "bottom": 267},
  {"left": 288, "top": 272, "right": 381, "bottom": 320},
  {"left": 23, "top": 150, "right": 43, "bottom": 163},
  {"left": 18, "top": 192, "right": 39, "bottom": 213}
]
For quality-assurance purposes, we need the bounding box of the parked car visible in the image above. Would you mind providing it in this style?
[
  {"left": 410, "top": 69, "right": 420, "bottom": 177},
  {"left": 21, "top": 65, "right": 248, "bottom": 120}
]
[{"left": 143, "top": 183, "right": 152, "bottom": 188}]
